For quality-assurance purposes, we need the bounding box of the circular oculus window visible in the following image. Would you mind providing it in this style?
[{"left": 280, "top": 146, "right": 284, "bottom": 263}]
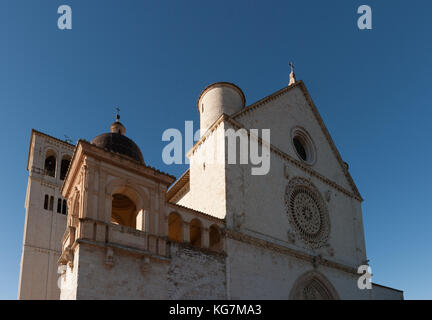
[{"left": 291, "top": 127, "right": 316, "bottom": 165}]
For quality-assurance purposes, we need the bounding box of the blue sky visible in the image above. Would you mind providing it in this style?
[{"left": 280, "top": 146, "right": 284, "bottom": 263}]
[{"left": 1, "top": 0, "right": 431, "bottom": 299}]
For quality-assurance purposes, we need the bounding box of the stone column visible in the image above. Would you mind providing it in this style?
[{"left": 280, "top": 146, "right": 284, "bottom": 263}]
[{"left": 136, "top": 209, "right": 149, "bottom": 232}]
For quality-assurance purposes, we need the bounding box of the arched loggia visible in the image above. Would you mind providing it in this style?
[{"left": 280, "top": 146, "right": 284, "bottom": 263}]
[
  {"left": 189, "top": 219, "right": 202, "bottom": 248},
  {"left": 168, "top": 212, "right": 182, "bottom": 243},
  {"left": 111, "top": 193, "right": 138, "bottom": 229}
]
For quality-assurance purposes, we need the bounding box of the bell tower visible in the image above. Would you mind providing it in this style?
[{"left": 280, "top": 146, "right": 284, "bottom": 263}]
[{"left": 18, "top": 130, "right": 74, "bottom": 299}]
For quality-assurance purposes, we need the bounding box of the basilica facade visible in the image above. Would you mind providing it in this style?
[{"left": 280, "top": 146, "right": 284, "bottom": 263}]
[{"left": 18, "top": 75, "right": 403, "bottom": 300}]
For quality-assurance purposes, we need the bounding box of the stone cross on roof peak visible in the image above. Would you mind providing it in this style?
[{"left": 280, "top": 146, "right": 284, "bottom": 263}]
[{"left": 289, "top": 62, "right": 297, "bottom": 86}]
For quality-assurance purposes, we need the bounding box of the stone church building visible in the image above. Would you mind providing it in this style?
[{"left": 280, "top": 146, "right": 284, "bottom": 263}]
[{"left": 18, "top": 74, "right": 403, "bottom": 299}]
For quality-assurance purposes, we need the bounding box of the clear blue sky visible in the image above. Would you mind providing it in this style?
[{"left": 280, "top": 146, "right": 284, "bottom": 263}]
[{"left": 1, "top": 0, "right": 431, "bottom": 300}]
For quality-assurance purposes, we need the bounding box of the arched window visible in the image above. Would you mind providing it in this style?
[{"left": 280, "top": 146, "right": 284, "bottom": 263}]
[
  {"left": 111, "top": 193, "right": 138, "bottom": 229},
  {"left": 44, "top": 195, "right": 49, "bottom": 210},
  {"left": 60, "top": 156, "right": 71, "bottom": 180},
  {"left": 57, "top": 198, "right": 62, "bottom": 213},
  {"left": 209, "top": 225, "right": 222, "bottom": 251},
  {"left": 168, "top": 212, "right": 182, "bottom": 243},
  {"left": 62, "top": 200, "right": 67, "bottom": 215},
  {"left": 189, "top": 219, "right": 202, "bottom": 247},
  {"left": 49, "top": 196, "right": 54, "bottom": 211},
  {"left": 44, "top": 152, "right": 57, "bottom": 177}
]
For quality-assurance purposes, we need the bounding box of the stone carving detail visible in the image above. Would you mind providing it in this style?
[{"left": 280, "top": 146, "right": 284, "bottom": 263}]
[
  {"left": 301, "top": 279, "right": 332, "bottom": 300},
  {"left": 284, "top": 164, "right": 290, "bottom": 179},
  {"left": 290, "top": 271, "right": 339, "bottom": 300},
  {"left": 287, "top": 231, "right": 296, "bottom": 244},
  {"left": 285, "top": 177, "right": 330, "bottom": 248},
  {"left": 67, "top": 197, "right": 72, "bottom": 211},
  {"left": 312, "top": 255, "right": 323, "bottom": 268},
  {"left": 140, "top": 257, "right": 151, "bottom": 273},
  {"left": 325, "top": 190, "right": 331, "bottom": 202},
  {"left": 233, "top": 211, "right": 245, "bottom": 230},
  {"left": 64, "top": 248, "right": 74, "bottom": 269},
  {"left": 105, "top": 248, "right": 114, "bottom": 268},
  {"left": 325, "top": 244, "right": 334, "bottom": 257}
]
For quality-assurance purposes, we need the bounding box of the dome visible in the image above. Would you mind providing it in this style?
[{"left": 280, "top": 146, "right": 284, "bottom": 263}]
[{"left": 91, "top": 116, "right": 145, "bottom": 164}]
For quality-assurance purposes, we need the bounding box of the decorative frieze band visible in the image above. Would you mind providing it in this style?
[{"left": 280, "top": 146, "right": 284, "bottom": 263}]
[{"left": 225, "top": 229, "right": 358, "bottom": 276}]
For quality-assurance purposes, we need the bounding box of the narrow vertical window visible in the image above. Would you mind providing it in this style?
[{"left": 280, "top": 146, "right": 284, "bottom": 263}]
[
  {"left": 49, "top": 196, "right": 54, "bottom": 211},
  {"left": 44, "top": 195, "right": 49, "bottom": 210},
  {"left": 60, "top": 156, "right": 71, "bottom": 180},
  {"left": 57, "top": 199, "right": 62, "bottom": 213},
  {"left": 62, "top": 200, "right": 67, "bottom": 215}
]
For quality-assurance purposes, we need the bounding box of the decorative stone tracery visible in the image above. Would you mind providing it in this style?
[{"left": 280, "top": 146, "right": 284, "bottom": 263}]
[
  {"left": 285, "top": 177, "right": 330, "bottom": 248},
  {"left": 289, "top": 271, "right": 339, "bottom": 300}
]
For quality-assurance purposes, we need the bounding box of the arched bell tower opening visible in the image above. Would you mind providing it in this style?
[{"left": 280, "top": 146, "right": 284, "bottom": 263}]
[
  {"left": 111, "top": 193, "right": 138, "bottom": 229},
  {"left": 44, "top": 150, "right": 57, "bottom": 177},
  {"left": 60, "top": 155, "right": 72, "bottom": 180}
]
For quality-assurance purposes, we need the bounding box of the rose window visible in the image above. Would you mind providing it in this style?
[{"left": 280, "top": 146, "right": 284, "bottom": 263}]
[{"left": 285, "top": 177, "right": 330, "bottom": 248}]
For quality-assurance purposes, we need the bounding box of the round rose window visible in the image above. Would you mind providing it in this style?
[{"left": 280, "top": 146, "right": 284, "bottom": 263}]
[{"left": 285, "top": 177, "right": 330, "bottom": 248}]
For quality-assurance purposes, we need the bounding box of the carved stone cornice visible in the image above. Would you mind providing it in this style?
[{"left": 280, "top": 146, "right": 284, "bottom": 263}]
[
  {"left": 62, "top": 140, "right": 175, "bottom": 198},
  {"left": 168, "top": 203, "right": 225, "bottom": 224},
  {"left": 76, "top": 238, "right": 171, "bottom": 264},
  {"left": 27, "top": 129, "right": 75, "bottom": 171},
  {"left": 166, "top": 169, "right": 190, "bottom": 202},
  {"left": 225, "top": 229, "right": 357, "bottom": 276}
]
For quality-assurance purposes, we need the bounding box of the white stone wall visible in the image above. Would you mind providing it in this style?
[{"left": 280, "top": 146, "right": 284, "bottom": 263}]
[
  {"left": 371, "top": 284, "right": 403, "bottom": 300},
  {"left": 226, "top": 238, "right": 370, "bottom": 300},
  {"left": 60, "top": 242, "right": 226, "bottom": 300},
  {"left": 179, "top": 86, "right": 367, "bottom": 269},
  {"left": 167, "top": 243, "right": 226, "bottom": 299},
  {"left": 177, "top": 123, "right": 227, "bottom": 219},
  {"left": 176, "top": 95, "right": 371, "bottom": 299},
  {"left": 223, "top": 124, "right": 367, "bottom": 268},
  {"left": 60, "top": 240, "right": 400, "bottom": 300},
  {"left": 199, "top": 84, "right": 244, "bottom": 136},
  {"left": 59, "top": 247, "right": 79, "bottom": 300},
  {"left": 62, "top": 244, "right": 169, "bottom": 300},
  {"left": 233, "top": 86, "right": 353, "bottom": 193}
]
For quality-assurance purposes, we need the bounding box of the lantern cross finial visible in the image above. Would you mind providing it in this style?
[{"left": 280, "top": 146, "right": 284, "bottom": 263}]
[{"left": 115, "top": 107, "right": 121, "bottom": 121}]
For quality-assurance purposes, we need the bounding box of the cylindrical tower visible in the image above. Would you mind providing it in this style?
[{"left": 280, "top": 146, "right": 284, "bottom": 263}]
[{"left": 197, "top": 82, "right": 245, "bottom": 136}]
